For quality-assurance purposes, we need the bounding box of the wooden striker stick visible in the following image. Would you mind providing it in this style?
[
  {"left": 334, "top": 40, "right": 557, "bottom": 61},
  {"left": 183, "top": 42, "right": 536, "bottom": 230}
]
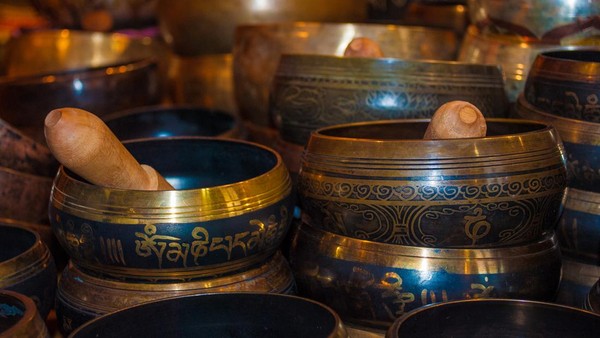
[
  {"left": 44, "top": 107, "right": 174, "bottom": 190},
  {"left": 343, "top": 37, "right": 384, "bottom": 58},
  {"left": 423, "top": 101, "right": 487, "bottom": 139}
]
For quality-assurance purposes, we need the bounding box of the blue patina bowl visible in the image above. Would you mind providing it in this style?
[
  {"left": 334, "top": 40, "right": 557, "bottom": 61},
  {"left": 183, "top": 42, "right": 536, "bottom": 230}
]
[
  {"left": 49, "top": 137, "right": 294, "bottom": 280},
  {"left": 289, "top": 220, "right": 562, "bottom": 329},
  {"left": 0, "top": 290, "right": 49, "bottom": 337}
]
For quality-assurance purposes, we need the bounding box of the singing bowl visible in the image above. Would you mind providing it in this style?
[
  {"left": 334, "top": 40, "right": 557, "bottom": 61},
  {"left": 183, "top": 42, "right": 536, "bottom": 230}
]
[
  {"left": 468, "top": 0, "right": 600, "bottom": 43},
  {"left": 167, "top": 53, "right": 237, "bottom": 115},
  {"left": 557, "top": 188, "right": 600, "bottom": 264},
  {"left": 524, "top": 49, "right": 600, "bottom": 122},
  {"left": 0, "top": 290, "right": 49, "bottom": 338},
  {"left": 31, "top": 0, "right": 157, "bottom": 31},
  {"left": 56, "top": 251, "right": 295, "bottom": 335},
  {"left": 157, "top": 0, "right": 369, "bottom": 56},
  {"left": 71, "top": 292, "right": 347, "bottom": 338},
  {"left": 298, "top": 119, "right": 566, "bottom": 248},
  {"left": 556, "top": 258, "right": 600, "bottom": 309},
  {"left": 289, "top": 221, "right": 562, "bottom": 329},
  {"left": 49, "top": 137, "right": 294, "bottom": 280},
  {"left": 517, "top": 94, "right": 600, "bottom": 193},
  {"left": 103, "top": 105, "right": 244, "bottom": 141},
  {"left": 0, "top": 224, "right": 57, "bottom": 320},
  {"left": 0, "top": 117, "right": 57, "bottom": 177},
  {"left": 0, "top": 29, "right": 162, "bottom": 143},
  {"left": 234, "top": 22, "right": 459, "bottom": 127},
  {"left": 0, "top": 166, "right": 53, "bottom": 224},
  {"left": 586, "top": 277, "right": 600, "bottom": 314},
  {"left": 386, "top": 299, "right": 600, "bottom": 338},
  {"left": 272, "top": 54, "right": 509, "bottom": 146}
]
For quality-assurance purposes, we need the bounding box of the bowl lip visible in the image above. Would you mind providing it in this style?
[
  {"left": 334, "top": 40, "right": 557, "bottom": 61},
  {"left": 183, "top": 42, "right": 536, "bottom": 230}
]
[
  {"left": 0, "top": 289, "right": 40, "bottom": 337},
  {"left": 0, "top": 223, "right": 42, "bottom": 268},
  {"left": 54, "top": 135, "right": 288, "bottom": 194},
  {"left": 388, "top": 298, "right": 600, "bottom": 333},
  {"left": 517, "top": 94, "right": 600, "bottom": 133},
  {"left": 69, "top": 292, "right": 345, "bottom": 338},
  {"left": 462, "top": 24, "right": 569, "bottom": 47},
  {"left": 536, "top": 47, "right": 600, "bottom": 63}
]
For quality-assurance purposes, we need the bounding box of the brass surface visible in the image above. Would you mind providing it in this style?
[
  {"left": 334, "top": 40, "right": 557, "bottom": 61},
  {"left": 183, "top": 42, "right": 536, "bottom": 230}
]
[
  {"left": 0, "top": 290, "right": 50, "bottom": 338},
  {"left": 0, "top": 226, "right": 51, "bottom": 287}
]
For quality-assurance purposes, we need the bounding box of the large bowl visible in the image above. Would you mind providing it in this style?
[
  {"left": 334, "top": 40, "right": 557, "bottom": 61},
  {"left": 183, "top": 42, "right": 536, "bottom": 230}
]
[
  {"left": 556, "top": 257, "right": 600, "bottom": 309},
  {"left": 49, "top": 137, "right": 294, "bottom": 280},
  {"left": 298, "top": 119, "right": 566, "bottom": 248},
  {"left": 272, "top": 54, "right": 509, "bottom": 146},
  {"left": 70, "top": 292, "right": 347, "bottom": 338},
  {"left": 524, "top": 48, "right": 600, "bottom": 122},
  {"left": 0, "top": 165, "right": 53, "bottom": 224},
  {"left": 517, "top": 94, "right": 600, "bottom": 193},
  {"left": 0, "top": 224, "right": 57, "bottom": 319},
  {"left": 56, "top": 251, "right": 295, "bottom": 335},
  {"left": 557, "top": 188, "right": 600, "bottom": 264},
  {"left": 386, "top": 299, "right": 600, "bottom": 337},
  {"left": 156, "top": 0, "right": 369, "bottom": 56},
  {"left": 0, "top": 29, "right": 162, "bottom": 143},
  {"left": 103, "top": 105, "right": 245, "bottom": 141},
  {"left": 468, "top": 0, "right": 600, "bottom": 43},
  {"left": 234, "top": 22, "right": 459, "bottom": 127},
  {"left": 0, "top": 290, "right": 49, "bottom": 338},
  {"left": 289, "top": 221, "right": 562, "bottom": 329}
]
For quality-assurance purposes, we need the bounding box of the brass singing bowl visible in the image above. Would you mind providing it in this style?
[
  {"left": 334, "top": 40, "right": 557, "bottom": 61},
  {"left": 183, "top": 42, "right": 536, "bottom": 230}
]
[
  {"left": 0, "top": 166, "right": 52, "bottom": 224},
  {"left": 0, "top": 290, "right": 49, "bottom": 338},
  {"left": 517, "top": 94, "right": 600, "bottom": 193},
  {"left": 557, "top": 188, "right": 600, "bottom": 264},
  {"left": 272, "top": 54, "right": 509, "bottom": 146},
  {"left": 0, "top": 29, "right": 162, "bottom": 143},
  {"left": 234, "top": 22, "right": 459, "bottom": 127},
  {"left": 289, "top": 221, "right": 562, "bottom": 329},
  {"left": 49, "top": 137, "right": 294, "bottom": 280},
  {"left": 556, "top": 257, "right": 600, "bottom": 309},
  {"left": 56, "top": 251, "right": 295, "bottom": 335},
  {"left": 157, "top": 0, "right": 369, "bottom": 56},
  {"left": 524, "top": 48, "right": 600, "bottom": 122},
  {"left": 386, "top": 299, "right": 600, "bottom": 337},
  {"left": 0, "top": 224, "right": 57, "bottom": 320},
  {"left": 587, "top": 277, "right": 600, "bottom": 314},
  {"left": 298, "top": 118, "right": 566, "bottom": 248}
]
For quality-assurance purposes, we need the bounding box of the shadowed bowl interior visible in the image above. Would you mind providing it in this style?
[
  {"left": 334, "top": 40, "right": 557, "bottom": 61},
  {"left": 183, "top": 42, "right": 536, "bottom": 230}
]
[{"left": 0, "top": 290, "right": 49, "bottom": 338}]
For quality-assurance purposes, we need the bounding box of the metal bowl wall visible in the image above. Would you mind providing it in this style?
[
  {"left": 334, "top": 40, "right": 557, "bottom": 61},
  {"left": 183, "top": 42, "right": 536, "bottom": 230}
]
[
  {"left": 234, "top": 22, "right": 459, "bottom": 127},
  {"left": 557, "top": 188, "right": 600, "bottom": 264},
  {"left": 157, "top": 0, "right": 369, "bottom": 56},
  {"left": 103, "top": 105, "right": 245, "bottom": 141},
  {"left": 0, "top": 166, "right": 52, "bottom": 224},
  {"left": 556, "top": 257, "right": 600, "bottom": 309},
  {"left": 586, "top": 277, "right": 600, "bottom": 314},
  {"left": 56, "top": 251, "right": 295, "bottom": 335},
  {"left": 70, "top": 292, "right": 347, "bottom": 338},
  {"left": 289, "top": 221, "right": 562, "bottom": 329},
  {"left": 272, "top": 54, "right": 509, "bottom": 146},
  {"left": 49, "top": 137, "right": 294, "bottom": 280},
  {"left": 0, "top": 290, "right": 49, "bottom": 338},
  {"left": 386, "top": 299, "right": 600, "bottom": 337},
  {"left": 0, "top": 30, "right": 162, "bottom": 143},
  {"left": 517, "top": 94, "right": 600, "bottom": 193},
  {"left": 0, "top": 224, "right": 57, "bottom": 319},
  {"left": 524, "top": 49, "right": 600, "bottom": 122},
  {"left": 298, "top": 119, "right": 566, "bottom": 248}
]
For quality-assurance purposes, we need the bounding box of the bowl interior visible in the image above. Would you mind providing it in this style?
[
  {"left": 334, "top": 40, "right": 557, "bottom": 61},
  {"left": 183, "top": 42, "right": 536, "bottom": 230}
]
[
  {"left": 71, "top": 293, "right": 339, "bottom": 338},
  {"left": 103, "top": 107, "right": 236, "bottom": 140},
  {"left": 0, "top": 226, "right": 35, "bottom": 263},
  {"left": 540, "top": 49, "right": 600, "bottom": 63},
  {"left": 391, "top": 300, "right": 600, "bottom": 337},
  {"left": 0, "top": 293, "right": 25, "bottom": 333}
]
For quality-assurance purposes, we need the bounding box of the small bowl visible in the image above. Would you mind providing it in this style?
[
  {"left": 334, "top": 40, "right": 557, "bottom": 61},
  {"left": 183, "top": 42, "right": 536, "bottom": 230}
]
[
  {"left": 0, "top": 224, "right": 57, "bottom": 319},
  {"left": 156, "top": 0, "right": 369, "bottom": 56},
  {"left": 556, "top": 257, "right": 600, "bottom": 309},
  {"left": 289, "top": 221, "right": 562, "bottom": 329},
  {"left": 70, "top": 292, "right": 347, "bottom": 338},
  {"left": 0, "top": 166, "right": 53, "bottom": 224},
  {"left": 0, "top": 290, "right": 49, "bottom": 338},
  {"left": 234, "top": 22, "right": 459, "bottom": 127},
  {"left": 50, "top": 137, "right": 294, "bottom": 280},
  {"left": 103, "top": 105, "right": 245, "bottom": 141},
  {"left": 0, "top": 29, "right": 162, "bottom": 143},
  {"left": 298, "top": 119, "right": 566, "bottom": 248},
  {"left": 517, "top": 94, "right": 600, "bottom": 193},
  {"left": 468, "top": 0, "right": 600, "bottom": 43},
  {"left": 557, "top": 188, "right": 600, "bottom": 264},
  {"left": 56, "top": 251, "right": 295, "bottom": 335},
  {"left": 386, "top": 299, "right": 600, "bottom": 337},
  {"left": 524, "top": 49, "right": 600, "bottom": 122},
  {"left": 272, "top": 54, "right": 509, "bottom": 145}
]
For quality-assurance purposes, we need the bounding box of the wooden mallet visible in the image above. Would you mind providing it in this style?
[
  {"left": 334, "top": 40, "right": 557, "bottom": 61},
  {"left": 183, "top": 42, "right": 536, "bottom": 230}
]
[{"left": 423, "top": 101, "right": 487, "bottom": 139}]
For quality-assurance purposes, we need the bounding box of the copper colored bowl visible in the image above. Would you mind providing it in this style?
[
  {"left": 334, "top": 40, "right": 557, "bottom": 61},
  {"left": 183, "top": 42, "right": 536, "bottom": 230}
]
[
  {"left": 0, "top": 290, "right": 49, "bottom": 338},
  {"left": 0, "top": 166, "right": 52, "bottom": 224}
]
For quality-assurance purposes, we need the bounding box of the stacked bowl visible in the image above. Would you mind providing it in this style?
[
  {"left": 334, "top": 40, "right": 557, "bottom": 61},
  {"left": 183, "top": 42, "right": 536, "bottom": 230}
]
[
  {"left": 289, "top": 118, "right": 567, "bottom": 331},
  {"left": 49, "top": 137, "right": 296, "bottom": 335},
  {"left": 516, "top": 48, "right": 600, "bottom": 308}
]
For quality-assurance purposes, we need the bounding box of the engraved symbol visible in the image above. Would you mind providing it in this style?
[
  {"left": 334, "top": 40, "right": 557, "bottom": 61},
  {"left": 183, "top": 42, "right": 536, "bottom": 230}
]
[
  {"left": 464, "top": 208, "right": 492, "bottom": 245},
  {"left": 420, "top": 289, "right": 448, "bottom": 305},
  {"left": 467, "top": 283, "right": 495, "bottom": 299}
]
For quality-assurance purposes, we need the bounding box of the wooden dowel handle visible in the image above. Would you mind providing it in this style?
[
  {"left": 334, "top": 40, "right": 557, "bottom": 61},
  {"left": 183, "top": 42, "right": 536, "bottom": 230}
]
[
  {"left": 423, "top": 101, "right": 487, "bottom": 139},
  {"left": 343, "top": 37, "right": 384, "bottom": 58},
  {"left": 44, "top": 107, "right": 174, "bottom": 190}
]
